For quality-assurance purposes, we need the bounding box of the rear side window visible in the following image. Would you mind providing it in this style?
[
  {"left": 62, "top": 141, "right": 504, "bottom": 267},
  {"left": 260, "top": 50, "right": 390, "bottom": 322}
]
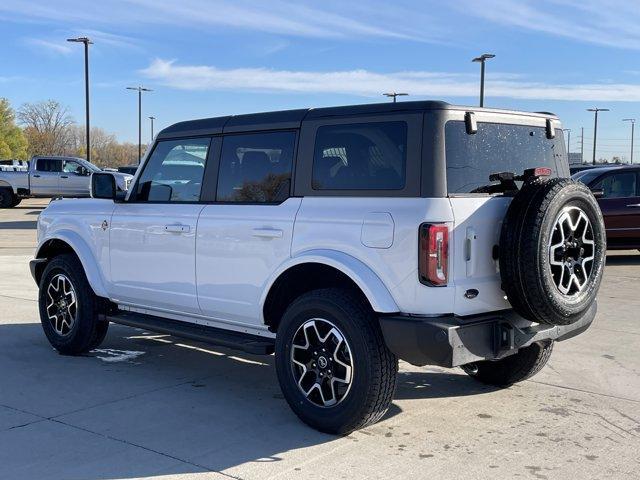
[
  {"left": 594, "top": 172, "right": 638, "bottom": 198},
  {"left": 134, "top": 138, "right": 211, "bottom": 202},
  {"left": 36, "top": 159, "right": 62, "bottom": 172},
  {"left": 445, "top": 122, "right": 566, "bottom": 194},
  {"left": 312, "top": 122, "right": 407, "bottom": 190},
  {"left": 216, "top": 131, "right": 295, "bottom": 203}
]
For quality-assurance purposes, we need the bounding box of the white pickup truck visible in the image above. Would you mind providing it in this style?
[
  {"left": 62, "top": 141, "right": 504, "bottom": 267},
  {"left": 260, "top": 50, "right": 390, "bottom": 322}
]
[{"left": 0, "top": 156, "right": 132, "bottom": 208}]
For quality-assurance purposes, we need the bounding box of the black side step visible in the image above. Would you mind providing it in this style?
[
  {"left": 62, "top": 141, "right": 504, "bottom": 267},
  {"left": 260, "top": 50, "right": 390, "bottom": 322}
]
[{"left": 105, "top": 311, "right": 275, "bottom": 355}]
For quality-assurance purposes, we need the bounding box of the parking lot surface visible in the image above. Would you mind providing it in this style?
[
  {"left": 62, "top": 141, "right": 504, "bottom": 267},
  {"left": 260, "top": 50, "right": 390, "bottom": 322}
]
[{"left": 1, "top": 199, "right": 639, "bottom": 480}]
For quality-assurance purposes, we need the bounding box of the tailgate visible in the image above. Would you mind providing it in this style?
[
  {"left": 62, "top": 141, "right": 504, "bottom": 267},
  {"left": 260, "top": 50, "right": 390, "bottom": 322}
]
[{"left": 449, "top": 196, "right": 511, "bottom": 315}]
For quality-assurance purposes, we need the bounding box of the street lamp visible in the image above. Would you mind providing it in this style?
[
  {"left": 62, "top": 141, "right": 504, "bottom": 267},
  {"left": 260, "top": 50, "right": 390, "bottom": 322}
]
[
  {"left": 126, "top": 86, "right": 153, "bottom": 163},
  {"left": 563, "top": 128, "right": 571, "bottom": 157},
  {"left": 148, "top": 116, "right": 156, "bottom": 142},
  {"left": 623, "top": 118, "right": 635, "bottom": 164},
  {"left": 587, "top": 108, "right": 610, "bottom": 165},
  {"left": 67, "top": 36, "right": 93, "bottom": 162},
  {"left": 383, "top": 92, "right": 408, "bottom": 103},
  {"left": 472, "top": 53, "right": 495, "bottom": 108}
]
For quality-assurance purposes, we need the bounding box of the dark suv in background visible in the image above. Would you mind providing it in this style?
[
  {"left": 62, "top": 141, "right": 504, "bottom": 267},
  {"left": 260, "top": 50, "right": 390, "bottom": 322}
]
[{"left": 573, "top": 165, "right": 640, "bottom": 250}]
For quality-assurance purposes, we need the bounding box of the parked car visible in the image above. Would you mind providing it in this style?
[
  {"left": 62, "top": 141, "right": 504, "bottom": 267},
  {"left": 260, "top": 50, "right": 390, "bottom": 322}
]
[
  {"left": 30, "top": 101, "right": 606, "bottom": 434},
  {"left": 117, "top": 165, "right": 139, "bottom": 175},
  {"left": 0, "top": 156, "right": 133, "bottom": 208},
  {"left": 572, "top": 164, "right": 640, "bottom": 250}
]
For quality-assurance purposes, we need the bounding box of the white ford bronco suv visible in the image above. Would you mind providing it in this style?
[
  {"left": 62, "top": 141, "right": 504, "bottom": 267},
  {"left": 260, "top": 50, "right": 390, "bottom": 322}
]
[{"left": 31, "top": 101, "right": 606, "bottom": 434}]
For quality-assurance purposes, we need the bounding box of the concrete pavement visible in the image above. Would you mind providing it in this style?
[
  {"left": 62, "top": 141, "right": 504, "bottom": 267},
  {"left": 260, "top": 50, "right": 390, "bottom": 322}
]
[{"left": 0, "top": 199, "right": 638, "bottom": 479}]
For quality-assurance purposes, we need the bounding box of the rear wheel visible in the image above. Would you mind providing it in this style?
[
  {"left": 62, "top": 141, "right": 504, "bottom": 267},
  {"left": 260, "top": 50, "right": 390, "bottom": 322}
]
[
  {"left": 0, "top": 187, "right": 15, "bottom": 208},
  {"left": 38, "top": 254, "right": 108, "bottom": 355},
  {"left": 461, "top": 341, "right": 554, "bottom": 387},
  {"left": 275, "top": 288, "right": 397, "bottom": 434}
]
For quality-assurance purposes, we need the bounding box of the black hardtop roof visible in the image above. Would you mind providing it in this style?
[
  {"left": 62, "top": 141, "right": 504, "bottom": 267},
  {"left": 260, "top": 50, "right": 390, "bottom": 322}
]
[{"left": 157, "top": 100, "right": 558, "bottom": 139}]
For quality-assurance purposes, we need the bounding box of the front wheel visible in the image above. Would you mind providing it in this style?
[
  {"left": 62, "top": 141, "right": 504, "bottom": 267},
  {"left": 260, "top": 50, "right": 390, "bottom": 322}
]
[
  {"left": 461, "top": 341, "right": 554, "bottom": 387},
  {"left": 38, "top": 254, "right": 109, "bottom": 355},
  {"left": 0, "top": 187, "right": 15, "bottom": 208},
  {"left": 275, "top": 288, "right": 397, "bottom": 435}
]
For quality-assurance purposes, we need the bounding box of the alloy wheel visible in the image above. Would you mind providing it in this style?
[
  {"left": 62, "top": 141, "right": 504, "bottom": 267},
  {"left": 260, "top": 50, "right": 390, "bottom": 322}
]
[
  {"left": 290, "top": 318, "right": 354, "bottom": 407},
  {"left": 549, "top": 206, "right": 595, "bottom": 296},
  {"left": 46, "top": 274, "right": 77, "bottom": 336}
]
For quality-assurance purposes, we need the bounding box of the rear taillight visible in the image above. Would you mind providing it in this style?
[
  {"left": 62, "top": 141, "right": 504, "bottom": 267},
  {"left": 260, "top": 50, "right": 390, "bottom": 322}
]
[{"left": 419, "top": 223, "right": 449, "bottom": 286}]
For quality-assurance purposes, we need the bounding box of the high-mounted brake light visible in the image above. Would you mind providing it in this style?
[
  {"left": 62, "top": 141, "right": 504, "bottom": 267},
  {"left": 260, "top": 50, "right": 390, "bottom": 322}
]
[{"left": 419, "top": 223, "right": 449, "bottom": 286}]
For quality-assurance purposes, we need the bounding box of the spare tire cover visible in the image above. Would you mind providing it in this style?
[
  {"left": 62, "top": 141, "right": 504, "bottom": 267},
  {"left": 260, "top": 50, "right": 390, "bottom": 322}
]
[{"left": 499, "top": 178, "right": 606, "bottom": 325}]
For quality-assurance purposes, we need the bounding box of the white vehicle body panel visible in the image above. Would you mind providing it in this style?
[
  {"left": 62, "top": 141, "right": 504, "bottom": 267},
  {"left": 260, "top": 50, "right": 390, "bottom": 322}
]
[
  {"left": 196, "top": 198, "right": 302, "bottom": 326},
  {"left": 109, "top": 203, "right": 204, "bottom": 314},
  {"left": 291, "top": 197, "right": 456, "bottom": 316}
]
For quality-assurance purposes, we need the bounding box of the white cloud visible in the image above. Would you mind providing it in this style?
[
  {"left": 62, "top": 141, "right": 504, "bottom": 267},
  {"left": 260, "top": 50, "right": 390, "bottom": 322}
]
[
  {"left": 455, "top": 0, "right": 640, "bottom": 50},
  {"left": 141, "top": 59, "right": 640, "bottom": 102},
  {"left": 0, "top": 0, "right": 441, "bottom": 42},
  {"left": 25, "top": 38, "right": 73, "bottom": 55}
]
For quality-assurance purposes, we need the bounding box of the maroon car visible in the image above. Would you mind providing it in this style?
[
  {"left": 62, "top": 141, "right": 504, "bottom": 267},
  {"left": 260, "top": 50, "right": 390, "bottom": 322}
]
[{"left": 573, "top": 165, "right": 640, "bottom": 250}]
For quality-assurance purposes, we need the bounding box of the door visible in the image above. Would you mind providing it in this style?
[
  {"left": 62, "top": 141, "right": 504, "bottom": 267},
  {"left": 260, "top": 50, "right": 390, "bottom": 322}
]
[
  {"left": 196, "top": 130, "right": 300, "bottom": 326},
  {"left": 60, "top": 159, "right": 91, "bottom": 197},
  {"left": 593, "top": 170, "right": 640, "bottom": 247},
  {"left": 444, "top": 115, "right": 568, "bottom": 315},
  {"left": 30, "top": 158, "right": 61, "bottom": 195},
  {"left": 109, "top": 137, "right": 213, "bottom": 314}
]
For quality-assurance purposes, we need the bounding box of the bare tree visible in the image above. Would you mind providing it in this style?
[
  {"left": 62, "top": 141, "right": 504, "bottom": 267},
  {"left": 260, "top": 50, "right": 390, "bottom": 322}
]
[{"left": 18, "top": 100, "right": 76, "bottom": 156}]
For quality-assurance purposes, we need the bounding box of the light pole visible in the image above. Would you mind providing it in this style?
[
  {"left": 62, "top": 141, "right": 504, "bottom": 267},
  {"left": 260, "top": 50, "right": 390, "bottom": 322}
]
[
  {"left": 623, "top": 118, "right": 635, "bottom": 164},
  {"left": 67, "top": 36, "right": 93, "bottom": 162},
  {"left": 149, "top": 116, "right": 156, "bottom": 142},
  {"left": 383, "top": 92, "right": 408, "bottom": 103},
  {"left": 472, "top": 53, "right": 495, "bottom": 108},
  {"left": 126, "top": 86, "right": 153, "bottom": 163},
  {"left": 587, "top": 108, "right": 609, "bottom": 165},
  {"left": 563, "top": 128, "right": 571, "bottom": 157}
]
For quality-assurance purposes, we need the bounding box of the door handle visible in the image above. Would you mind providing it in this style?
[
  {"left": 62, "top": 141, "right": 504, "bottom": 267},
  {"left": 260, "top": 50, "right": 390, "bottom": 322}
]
[
  {"left": 626, "top": 203, "right": 640, "bottom": 208},
  {"left": 252, "top": 228, "right": 283, "bottom": 239},
  {"left": 164, "top": 224, "right": 191, "bottom": 233},
  {"left": 60, "top": 175, "right": 68, "bottom": 179},
  {"left": 33, "top": 174, "right": 40, "bottom": 178}
]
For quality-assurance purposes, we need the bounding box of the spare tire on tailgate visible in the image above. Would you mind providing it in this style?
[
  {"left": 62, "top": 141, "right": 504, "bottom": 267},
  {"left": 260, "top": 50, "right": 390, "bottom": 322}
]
[{"left": 500, "top": 177, "right": 606, "bottom": 326}]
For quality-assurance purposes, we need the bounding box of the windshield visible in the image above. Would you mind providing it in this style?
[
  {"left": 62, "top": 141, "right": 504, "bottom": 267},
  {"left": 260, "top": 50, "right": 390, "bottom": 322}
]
[
  {"left": 77, "top": 159, "right": 101, "bottom": 173},
  {"left": 445, "top": 121, "right": 567, "bottom": 194},
  {"left": 572, "top": 169, "right": 608, "bottom": 185}
]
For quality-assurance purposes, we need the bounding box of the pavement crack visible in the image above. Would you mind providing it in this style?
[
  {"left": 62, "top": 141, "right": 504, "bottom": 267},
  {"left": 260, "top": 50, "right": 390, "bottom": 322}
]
[
  {"left": 0, "top": 293, "right": 37, "bottom": 303},
  {"left": 528, "top": 380, "right": 640, "bottom": 404}
]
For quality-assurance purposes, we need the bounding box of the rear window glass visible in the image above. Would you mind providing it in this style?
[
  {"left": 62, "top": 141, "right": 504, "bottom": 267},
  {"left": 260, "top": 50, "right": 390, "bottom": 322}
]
[
  {"left": 445, "top": 121, "right": 566, "bottom": 194},
  {"left": 312, "top": 122, "right": 407, "bottom": 190},
  {"left": 216, "top": 131, "right": 296, "bottom": 203}
]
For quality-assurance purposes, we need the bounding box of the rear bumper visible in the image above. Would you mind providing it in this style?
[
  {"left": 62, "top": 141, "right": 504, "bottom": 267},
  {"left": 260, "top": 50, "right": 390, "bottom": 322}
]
[{"left": 379, "top": 303, "right": 596, "bottom": 368}]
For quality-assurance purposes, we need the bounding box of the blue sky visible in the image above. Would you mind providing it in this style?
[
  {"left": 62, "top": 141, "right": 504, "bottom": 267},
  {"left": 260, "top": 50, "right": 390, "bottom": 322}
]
[{"left": 1, "top": 0, "right": 640, "bottom": 161}]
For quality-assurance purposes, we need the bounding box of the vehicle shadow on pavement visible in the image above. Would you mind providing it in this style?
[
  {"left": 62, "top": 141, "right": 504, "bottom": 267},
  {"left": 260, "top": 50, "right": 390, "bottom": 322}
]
[
  {"left": 0, "top": 322, "right": 498, "bottom": 479},
  {"left": 0, "top": 220, "right": 37, "bottom": 230},
  {"left": 605, "top": 253, "right": 640, "bottom": 266}
]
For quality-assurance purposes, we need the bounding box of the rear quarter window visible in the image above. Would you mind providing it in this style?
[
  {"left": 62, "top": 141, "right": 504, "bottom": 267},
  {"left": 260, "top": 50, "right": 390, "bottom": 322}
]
[{"left": 445, "top": 121, "right": 566, "bottom": 194}]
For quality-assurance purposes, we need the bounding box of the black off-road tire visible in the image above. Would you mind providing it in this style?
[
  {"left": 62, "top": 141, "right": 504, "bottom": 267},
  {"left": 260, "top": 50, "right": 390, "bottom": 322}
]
[
  {"left": 461, "top": 340, "right": 554, "bottom": 387},
  {"left": 500, "top": 178, "right": 606, "bottom": 325},
  {"left": 0, "top": 187, "right": 15, "bottom": 208},
  {"left": 275, "top": 288, "right": 398, "bottom": 435},
  {"left": 38, "top": 254, "right": 107, "bottom": 355}
]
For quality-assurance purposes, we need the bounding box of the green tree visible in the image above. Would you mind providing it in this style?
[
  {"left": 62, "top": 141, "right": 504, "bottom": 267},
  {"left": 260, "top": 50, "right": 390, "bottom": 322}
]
[{"left": 0, "top": 98, "right": 28, "bottom": 160}]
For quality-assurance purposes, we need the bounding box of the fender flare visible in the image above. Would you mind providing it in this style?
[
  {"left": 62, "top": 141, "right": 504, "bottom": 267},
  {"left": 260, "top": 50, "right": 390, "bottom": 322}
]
[
  {"left": 0, "top": 180, "right": 15, "bottom": 191},
  {"left": 260, "top": 249, "right": 399, "bottom": 315},
  {"left": 35, "top": 230, "right": 109, "bottom": 298}
]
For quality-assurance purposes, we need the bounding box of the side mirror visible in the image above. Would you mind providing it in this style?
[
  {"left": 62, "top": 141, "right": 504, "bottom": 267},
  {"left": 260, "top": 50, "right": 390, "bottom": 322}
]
[
  {"left": 590, "top": 188, "right": 604, "bottom": 199},
  {"left": 78, "top": 166, "right": 89, "bottom": 176},
  {"left": 91, "top": 173, "right": 116, "bottom": 200}
]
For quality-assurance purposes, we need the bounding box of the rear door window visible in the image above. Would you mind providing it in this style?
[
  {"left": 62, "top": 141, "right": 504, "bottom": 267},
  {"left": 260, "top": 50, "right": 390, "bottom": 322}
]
[
  {"left": 594, "top": 172, "right": 638, "bottom": 198},
  {"left": 36, "top": 159, "right": 62, "bottom": 172},
  {"left": 216, "top": 131, "right": 296, "bottom": 203},
  {"left": 312, "top": 122, "right": 407, "bottom": 190},
  {"left": 445, "top": 122, "right": 566, "bottom": 194}
]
